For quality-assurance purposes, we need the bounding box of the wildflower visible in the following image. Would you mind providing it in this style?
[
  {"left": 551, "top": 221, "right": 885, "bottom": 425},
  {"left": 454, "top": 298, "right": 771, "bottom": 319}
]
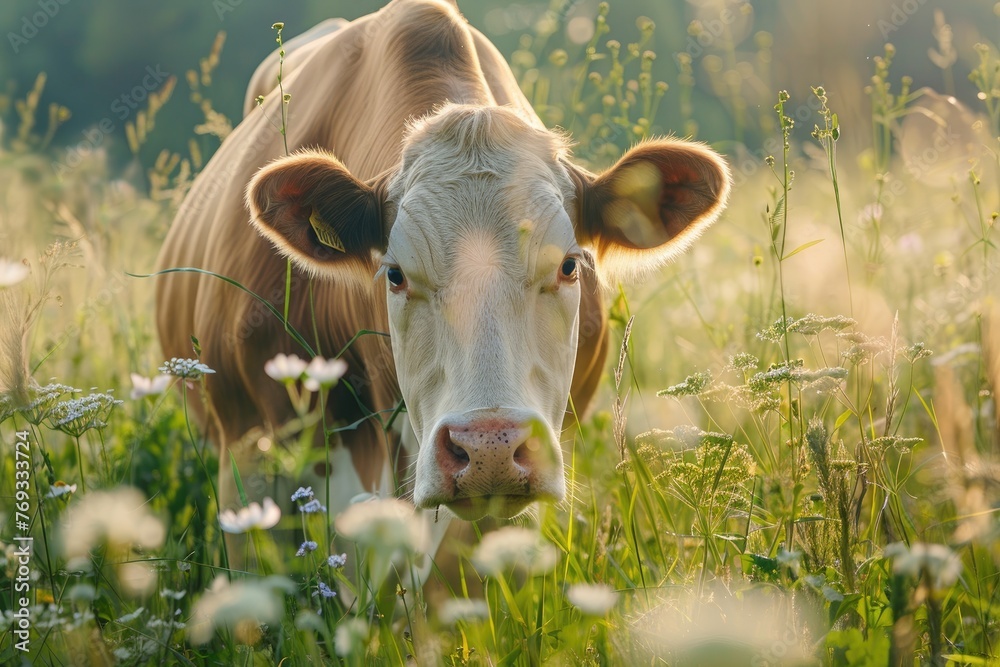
[
  {"left": 885, "top": 542, "right": 962, "bottom": 590},
  {"left": 45, "top": 481, "right": 77, "bottom": 499},
  {"left": 334, "top": 617, "right": 369, "bottom": 658},
  {"left": 264, "top": 353, "right": 308, "bottom": 382},
  {"left": 327, "top": 553, "right": 347, "bottom": 569},
  {"left": 160, "top": 589, "right": 186, "bottom": 601},
  {"left": 314, "top": 581, "right": 337, "bottom": 599},
  {"left": 566, "top": 583, "right": 618, "bottom": 616},
  {"left": 118, "top": 561, "right": 157, "bottom": 596},
  {"left": 304, "top": 356, "right": 348, "bottom": 391},
  {"left": 439, "top": 598, "right": 490, "bottom": 625},
  {"left": 47, "top": 391, "right": 123, "bottom": 436},
  {"left": 777, "top": 548, "right": 803, "bottom": 577},
  {"left": 300, "top": 499, "right": 326, "bottom": 514},
  {"left": 657, "top": 370, "right": 712, "bottom": 398},
  {"left": 19, "top": 382, "right": 80, "bottom": 424},
  {"left": 296, "top": 541, "right": 318, "bottom": 557},
  {"left": 0, "top": 258, "right": 29, "bottom": 286},
  {"left": 218, "top": 497, "right": 281, "bottom": 534},
  {"left": 0, "top": 393, "right": 14, "bottom": 423},
  {"left": 117, "top": 607, "right": 146, "bottom": 623},
  {"left": 290, "top": 486, "right": 314, "bottom": 502},
  {"left": 129, "top": 373, "right": 172, "bottom": 400},
  {"left": 471, "top": 526, "right": 558, "bottom": 576},
  {"left": 188, "top": 575, "right": 295, "bottom": 645},
  {"left": 334, "top": 498, "right": 429, "bottom": 554},
  {"left": 159, "top": 357, "right": 215, "bottom": 380},
  {"left": 61, "top": 487, "right": 165, "bottom": 564},
  {"left": 729, "top": 352, "right": 759, "bottom": 373}
]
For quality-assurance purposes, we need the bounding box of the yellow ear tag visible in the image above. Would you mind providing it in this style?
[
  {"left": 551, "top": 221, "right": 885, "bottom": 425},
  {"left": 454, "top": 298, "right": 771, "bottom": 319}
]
[{"left": 309, "top": 208, "right": 346, "bottom": 253}]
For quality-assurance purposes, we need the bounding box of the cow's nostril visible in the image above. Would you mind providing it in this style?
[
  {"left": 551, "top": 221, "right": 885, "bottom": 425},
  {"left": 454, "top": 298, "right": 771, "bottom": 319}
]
[
  {"left": 449, "top": 439, "right": 470, "bottom": 464},
  {"left": 513, "top": 442, "right": 529, "bottom": 465}
]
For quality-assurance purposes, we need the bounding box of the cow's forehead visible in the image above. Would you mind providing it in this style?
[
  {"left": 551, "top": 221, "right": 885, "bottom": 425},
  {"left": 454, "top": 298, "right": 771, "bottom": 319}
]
[{"left": 384, "top": 105, "right": 577, "bottom": 283}]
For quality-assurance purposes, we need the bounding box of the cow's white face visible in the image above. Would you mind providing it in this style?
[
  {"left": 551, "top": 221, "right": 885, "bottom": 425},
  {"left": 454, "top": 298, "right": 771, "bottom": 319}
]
[
  {"left": 247, "top": 104, "right": 731, "bottom": 522},
  {"left": 380, "top": 109, "right": 582, "bottom": 518}
]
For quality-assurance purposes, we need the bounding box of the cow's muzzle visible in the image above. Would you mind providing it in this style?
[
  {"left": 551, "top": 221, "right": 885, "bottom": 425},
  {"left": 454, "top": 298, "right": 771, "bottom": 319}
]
[{"left": 417, "top": 407, "right": 564, "bottom": 520}]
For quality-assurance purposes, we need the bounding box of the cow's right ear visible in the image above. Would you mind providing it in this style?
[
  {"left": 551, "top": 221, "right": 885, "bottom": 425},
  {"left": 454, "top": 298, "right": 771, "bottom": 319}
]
[{"left": 246, "top": 149, "right": 386, "bottom": 276}]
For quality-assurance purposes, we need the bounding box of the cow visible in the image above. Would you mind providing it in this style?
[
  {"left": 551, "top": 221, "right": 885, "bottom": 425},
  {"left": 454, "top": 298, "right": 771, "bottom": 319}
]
[{"left": 155, "top": 0, "right": 730, "bottom": 582}]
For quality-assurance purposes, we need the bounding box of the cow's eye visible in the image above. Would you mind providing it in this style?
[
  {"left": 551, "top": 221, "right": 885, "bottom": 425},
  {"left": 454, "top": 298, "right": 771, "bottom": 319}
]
[
  {"left": 386, "top": 267, "right": 406, "bottom": 287},
  {"left": 560, "top": 257, "right": 578, "bottom": 280}
]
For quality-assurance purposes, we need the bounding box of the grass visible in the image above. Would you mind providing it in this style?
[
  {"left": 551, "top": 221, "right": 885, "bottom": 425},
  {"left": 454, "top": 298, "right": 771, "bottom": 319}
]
[{"left": 1, "top": 3, "right": 999, "bottom": 665}]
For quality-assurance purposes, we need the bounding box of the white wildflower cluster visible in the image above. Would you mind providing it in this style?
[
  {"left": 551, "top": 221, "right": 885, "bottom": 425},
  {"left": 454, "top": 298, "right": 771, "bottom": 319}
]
[
  {"left": 334, "top": 617, "right": 370, "bottom": 658},
  {"left": 566, "top": 583, "right": 618, "bottom": 616},
  {"left": 439, "top": 598, "right": 490, "bottom": 625},
  {"left": 47, "top": 390, "right": 122, "bottom": 436},
  {"left": 61, "top": 487, "right": 166, "bottom": 563},
  {"left": 159, "top": 357, "right": 216, "bottom": 380},
  {"left": 218, "top": 498, "right": 281, "bottom": 534},
  {"left": 18, "top": 382, "right": 80, "bottom": 424},
  {"left": 0, "top": 392, "right": 14, "bottom": 423},
  {"left": 885, "top": 541, "right": 962, "bottom": 590},
  {"left": 335, "top": 497, "right": 429, "bottom": 554},
  {"left": 188, "top": 575, "right": 295, "bottom": 645},
  {"left": 61, "top": 488, "right": 165, "bottom": 596},
  {"left": 471, "top": 526, "right": 558, "bottom": 576}
]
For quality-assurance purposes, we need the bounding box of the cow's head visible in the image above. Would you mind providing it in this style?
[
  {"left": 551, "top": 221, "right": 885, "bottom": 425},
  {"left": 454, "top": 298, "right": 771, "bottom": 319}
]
[{"left": 247, "top": 105, "right": 730, "bottom": 521}]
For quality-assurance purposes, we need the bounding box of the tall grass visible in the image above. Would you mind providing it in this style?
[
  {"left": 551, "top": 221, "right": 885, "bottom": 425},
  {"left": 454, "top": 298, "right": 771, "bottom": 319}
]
[{"left": 1, "top": 3, "right": 998, "bottom": 665}]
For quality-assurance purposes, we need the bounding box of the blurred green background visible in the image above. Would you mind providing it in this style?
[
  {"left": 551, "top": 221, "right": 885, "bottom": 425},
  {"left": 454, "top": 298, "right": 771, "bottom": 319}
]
[{"left": 0, "top": 0, "right": 995, "bottom": 165}]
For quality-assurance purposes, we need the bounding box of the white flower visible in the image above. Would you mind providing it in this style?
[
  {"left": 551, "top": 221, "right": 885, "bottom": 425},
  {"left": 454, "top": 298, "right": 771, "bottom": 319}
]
[
  {"left": 886, "top": 541, "right": 963, "bottom": 589},
  {"left": 303, "top": 356, "right": 348, "bottom": 391},
  {"left": 61, "top": 487, "right": 166, "bottom": 563},
  {"left": 264, "top": 353, "right": 308, "bottom": 382},
  {"left": 566, "top": 583, "right": 618, "bottom": 616},
  {"left": 45, "top": 481, "right": 77, "bottom": 499},
  {"left": 188, "top": 575, "right": 295, "bottom": 645},
  {"left": 47, "top": 391, "right": 122, "bottom": 437},
  {"left": 218, "top": 498, "right": 281, "bottom": 534},
  {"left": 0, "top": 258, "right": 29, "bottom": 287},
  {"left": 159, "top": 358, "right": 215, "bottom": 380},
  {"left": 129, "top": 373, "right": 172, "bottom": 400},
  {"left": 471, "top": 526, "right": 558, "bottom": 576},
  {"left": 334, "top": 498, "right": 429, "bottom": 554},
  {"left": 334, "top": 617, "right": 369, "bottom": 658},
  {"left": 118, "top": 561, "right": 157, "bottom": 596},
  {"left": 439, "top": 598, "right": 490, "bottom": 625}
]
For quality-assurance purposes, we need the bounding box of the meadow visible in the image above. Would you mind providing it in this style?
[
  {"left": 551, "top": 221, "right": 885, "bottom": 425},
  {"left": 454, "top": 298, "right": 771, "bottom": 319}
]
[{"left": 1, "top": 2, "right": 999, "bottom": 665}]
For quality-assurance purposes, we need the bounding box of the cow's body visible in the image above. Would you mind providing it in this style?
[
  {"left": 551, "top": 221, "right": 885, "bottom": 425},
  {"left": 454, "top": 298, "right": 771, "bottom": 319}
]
[{"left": 156, "top": 0, "right": 729, "bottom": 580}]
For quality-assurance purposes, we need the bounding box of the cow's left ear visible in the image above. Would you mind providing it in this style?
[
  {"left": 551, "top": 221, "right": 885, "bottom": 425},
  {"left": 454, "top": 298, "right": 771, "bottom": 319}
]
[
  {"left": 566, "top": 139, "right": 731, "bottom": 281},
  {"left": 246, "top": 149, "right": 389, "bottom": 278}
]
